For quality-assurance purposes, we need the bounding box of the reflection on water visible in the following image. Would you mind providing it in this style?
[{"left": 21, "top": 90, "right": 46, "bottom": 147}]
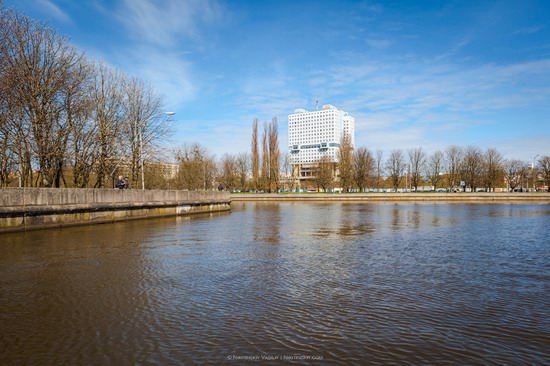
[{"left": 1, "top": 203, "right": 549, "bottom": 365}]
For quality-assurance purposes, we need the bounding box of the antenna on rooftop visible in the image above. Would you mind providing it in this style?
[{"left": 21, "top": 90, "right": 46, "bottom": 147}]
[{"left": 316, "top": 100, "right": 319, "bottom": 111}]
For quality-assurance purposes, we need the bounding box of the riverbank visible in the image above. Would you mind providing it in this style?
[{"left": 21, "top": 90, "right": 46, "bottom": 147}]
[
  {"left": 0, "top": 188, "right": 230, "bottom": 233},
  {"left": 231, "top": 192, "right": 550, "bottom": 202}
]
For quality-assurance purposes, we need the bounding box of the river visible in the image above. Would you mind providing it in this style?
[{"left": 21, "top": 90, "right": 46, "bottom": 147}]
[{"left": 1, "top": 202, "right": 549, "bottom": 365}]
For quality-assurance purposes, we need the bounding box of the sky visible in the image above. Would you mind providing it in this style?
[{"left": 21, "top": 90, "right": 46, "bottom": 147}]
[{"left": 5, "top": 0, "right": 550, "bottom": 162}]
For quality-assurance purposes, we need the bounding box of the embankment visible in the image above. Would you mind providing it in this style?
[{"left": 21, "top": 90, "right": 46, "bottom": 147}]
[
  {"left": 231, "top": 192, "right": 550, "bottom": 202},
  {"left": 0, "top": 188, "right": 230, "bottom": 233}
]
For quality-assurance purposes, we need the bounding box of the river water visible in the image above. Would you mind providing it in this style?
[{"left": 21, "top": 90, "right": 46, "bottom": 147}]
[{"left": 1, "top": 202, "right": 549, "bottom": 365}]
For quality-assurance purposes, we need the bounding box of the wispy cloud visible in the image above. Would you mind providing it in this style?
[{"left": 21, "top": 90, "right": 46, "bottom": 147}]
[
  {"left": 117, "top": 0, "right": 223, "bottom": 46},
  {"left": 354, "top": 1, "right": 384, "bottom": 14},
  {"left": 106, "top": 0, "right": 225, "bottom": 109},
  {"left": 216, "top": 51, "right": 550, "bottom": 158},
  {"left": 37, "top": 0, "right": 71, "bottom": 24},
  {"left": 272, "top": 55, "right": 550, "bottom": 157},
  {"left": 513, "top": 25, "right": 543, "bottom": 35},
  {"left": 365, "top": 38, "right": 392, "bottom": 49},
  {"left": 122, "top": 46, "right": 197, "bottom": 108},
  {"left": 434, "top": 36, "right": 472, "bottom": 61},
  {"left": 235, "top": 62, "right": 306, "bottom": 118}
]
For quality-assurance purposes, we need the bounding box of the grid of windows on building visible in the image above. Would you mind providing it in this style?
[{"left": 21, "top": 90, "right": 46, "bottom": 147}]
[{"left": 288, "top": 104, "right": 355, "bottom": 180}]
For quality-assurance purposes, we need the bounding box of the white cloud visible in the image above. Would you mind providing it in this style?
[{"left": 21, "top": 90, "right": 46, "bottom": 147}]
[
  {"left": 282, "top": 55, "right": 550, "bottom": 158},
  {"left": 168, "top": 116, "right": 256, "bottom": 159},
  {"left": 512, "top": 25, "right": 543, "bottom": 35},
  {"left": 36, "top": 0, "right": 71, "bottom": 23},
  {"left": 117, "top": 0, "right": 222, "bottom": 46},
  {"left": 365, "top": 38, "right": 391, "bottom": 49},
  {"left": 434, "top": 36, "right": 472, "bottom": 61},
  {"left": 127, "top": 47, "right": 196, "bottom": 108},
  {"left": 214, "top": 51, "right": 550, "bottom": 159},
  {"left": 106, "top": 1, "right": 225, "bottom": 109},
  {"left": 97, "top": 1, "right": 221, "bottom": 109}
]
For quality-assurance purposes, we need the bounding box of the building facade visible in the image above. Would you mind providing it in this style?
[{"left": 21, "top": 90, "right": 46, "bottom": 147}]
[{"left": 288, "top": 104, "right": 355, "bottom": 184}]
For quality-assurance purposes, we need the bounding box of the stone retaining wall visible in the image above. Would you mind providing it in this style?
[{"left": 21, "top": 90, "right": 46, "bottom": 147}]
[
  {"left": 231, "top": 192, "right": 550, "bottom": 202},
  {"left": 0, "top": 188, "right": 230, "bottom": 233}
]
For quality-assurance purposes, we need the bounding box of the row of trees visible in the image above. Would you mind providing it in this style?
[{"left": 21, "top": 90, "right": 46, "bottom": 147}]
[
  {"left": 168, "top": 116, "right": 549, "bottom": 192},
  {"left": 0, "top": 5, "right": 170, "bottom": 188},
  {"left": 325, "top": 142, "right": 550, "bottom": 192},
  {"left": 169, "top": 121, "right": 550, "bottom": 193}
]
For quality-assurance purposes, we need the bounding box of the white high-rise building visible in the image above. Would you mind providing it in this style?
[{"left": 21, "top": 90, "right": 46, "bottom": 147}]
[{"left": 288, "top": 104, "right": 355, "bottom": 182}]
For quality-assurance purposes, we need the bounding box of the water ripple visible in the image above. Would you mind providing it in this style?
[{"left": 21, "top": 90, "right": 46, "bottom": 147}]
[{"left": 1, "top": 203, "right": 549, "bottom": 364}]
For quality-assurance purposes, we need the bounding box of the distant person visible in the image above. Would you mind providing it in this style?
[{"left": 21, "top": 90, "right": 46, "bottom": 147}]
[
  {"left": 122, "top": 177, "right": 131, "bottom": 189},
  {"left": 115, "top": 175, "right": 125, "bottom": 189}
]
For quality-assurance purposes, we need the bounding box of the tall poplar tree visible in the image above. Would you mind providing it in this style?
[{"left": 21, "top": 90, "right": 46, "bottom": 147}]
[
  {"left": 251, "top": 118, "right": 259, "bottom": 191},
  {"left": 268, "top": 117, "right": 280, "bottom": 192},
  {"left": 261, "top": 122, "right": 269, "bottom": 192}
]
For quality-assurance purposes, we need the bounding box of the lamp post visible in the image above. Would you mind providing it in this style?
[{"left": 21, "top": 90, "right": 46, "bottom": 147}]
[
  {"left": 139, "top": 111, "right": 176, "bottom": 190},
  {"left": 139, "top": 127, "right": 145, "bottom": 190}
]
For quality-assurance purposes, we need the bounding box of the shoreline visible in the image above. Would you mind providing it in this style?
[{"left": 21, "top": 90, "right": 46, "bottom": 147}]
[{"left": 231, "top": 192, "right": 550, "bottom": 202}]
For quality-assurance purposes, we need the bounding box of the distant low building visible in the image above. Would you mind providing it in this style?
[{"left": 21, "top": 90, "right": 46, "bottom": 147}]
[
  {"left": 109, "top": 158, "right": 179, "bottom": 180},
  {"left": 156, "top": 162, "right": 179, "bottom": 179}
]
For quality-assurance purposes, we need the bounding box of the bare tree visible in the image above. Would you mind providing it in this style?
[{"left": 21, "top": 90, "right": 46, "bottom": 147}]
[
  {"left": 353, "top": 147, "right": 373, "bottom": 192},
  {"left": 314, "top": 155, "right": 334, "bottom": 192},
  {"left": 203, "top": 158, "right": 218, "bottom": 191},
  {"left": 3, "top": 10, "right": 86, "bottom": 187},
  {"left": 122, "top": 76, "right": 167, "bottom": 189},
  {"left": 386, "top": 149, "right": 405, "bottom": 190},
  {"left": 426, "top": 150, "right": 444, "bottom": 189},
  {"left": 375, "top": 149, "right": 384, "bottom": 190},
  {"left": 268, "top": 117, "right": 280, "bottom": 192},
  {"left": 236, "top": 152, "right": 249, "bottom": 191},
  {"left": 260, "top": 122, "right": 269, "bottom": 192},
  {"left": 69, "top": 62, "right": 97, "bottom": 188},
  {"left": 0, "top": 9, "right": 17, "bottom": 186},
  {"left": 1, "top": 7, "right": 26, "bottom": 186},
  {"left": 175, "top": 142, "right": 216, "bottom": 190},
  {"left": 445, "top": 145, "right": 463, "bottom": 190},
  {"left": 0, "top": 129, "right": 16, "bottom": 186},
  {"left": 175, "top": 144, "right": 201, "bottom": 190},
  {"left": 219, "top": 153, "right": 238, "bottom": 191},
  {"left": 90, "top": 62, "right": 125, "bottom": 188},
  {"left": 0, "top": 5, "right": 176, "bottom": 189},
  {"left": 0, "top": 99, "right": 18, "bottom": 186},
  {"left": 281, "top": 152, "right": 296, "bottom": 191},
  {"left": 338, "top": 133, "right": 354, "bottom": 192},
  {"left": 538, "top": 156, "right": 550, "bottom": 192},
  {"left": 143, "top": 161, "right": 175, "bottom": 190},
  {"left": 408, "top": 147, "right": 426, "bottom": 191},
  {"left": 461, "top": 146, "right": 484, "bottom": 191},
  {"left": 483, "top": 147, "right": 504, "bottom": 192},
  {"left": 503, "top": 159, "right": 526, "bottom": 192},
  {"left": 52, "top": 53, "right": 93, "bottom": 188},
  {"left": 251, "top": 118, "right": 259, "bottom": 192}
]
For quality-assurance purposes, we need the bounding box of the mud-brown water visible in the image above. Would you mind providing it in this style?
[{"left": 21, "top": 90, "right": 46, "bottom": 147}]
[{"left": 1, "top": 202, "right": 549, "bottom": 365}]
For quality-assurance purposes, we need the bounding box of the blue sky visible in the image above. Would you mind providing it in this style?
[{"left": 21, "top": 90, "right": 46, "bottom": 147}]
[{"left": 6, "top": 0, "right": 550, "bottom": 161}]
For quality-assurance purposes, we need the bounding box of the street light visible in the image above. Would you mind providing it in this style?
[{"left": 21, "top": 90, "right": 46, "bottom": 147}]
[{"left": 139, "top": 111, "right": 176, "bottom": 190}]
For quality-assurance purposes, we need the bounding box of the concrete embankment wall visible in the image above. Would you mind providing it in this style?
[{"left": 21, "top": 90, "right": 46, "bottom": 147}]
[
  {"left": 232, "top": 192, "right": 550, "bottom": 202},
  {"left": 0, "top": 188, "right": 230, "bottom": 233}
]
